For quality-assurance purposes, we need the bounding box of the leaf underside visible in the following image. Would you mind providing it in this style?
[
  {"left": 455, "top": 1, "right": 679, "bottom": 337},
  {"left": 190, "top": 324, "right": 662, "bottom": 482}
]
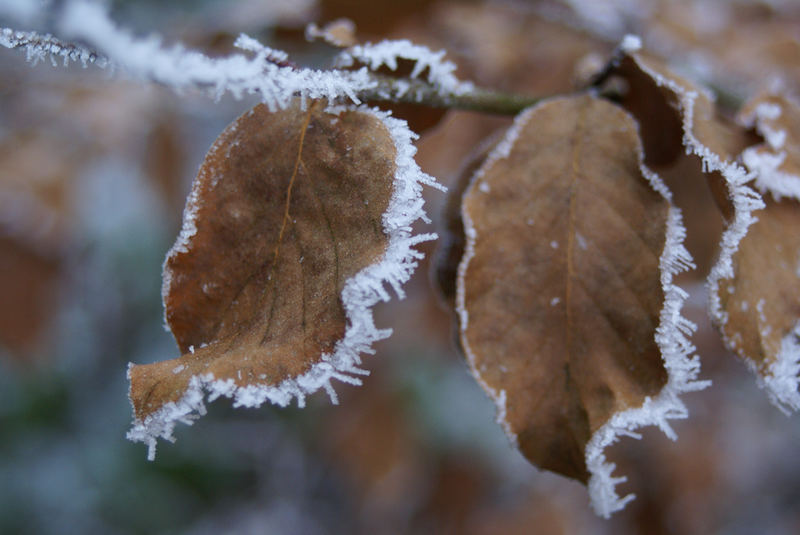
[
  {"left": 457, "top": 94, "right": 670, "bottom": 482},
  {"left": 130, "top": 102, "right": 395, "bottom": 422}
]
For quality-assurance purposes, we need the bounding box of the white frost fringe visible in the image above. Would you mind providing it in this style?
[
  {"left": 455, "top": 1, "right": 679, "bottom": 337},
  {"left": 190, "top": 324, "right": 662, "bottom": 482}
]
[
  {"left": 127, "top": 106, "right": 443, "bottom": 460},
  {"left": 1, "top": 1, "right": 376, "bottom": 111},
  {"left": 454, "top": 105, "right": 544, "bottom": 451},
  {"left": 335, "top": 39, "right": 474, "bottom": 97},
  {"left": 741, "top": 98, "right": 800, "bottom": 202},
  {"left": 586, "top": 105, "right": 713, "bottom": 515},
  {"left": 620, "top": 50, "right": 764, "bottom": 334},
  {"left": 758, "top": 323, "right": 800, "bottom": 414},
  {"left": 585, "top": 200, "right": 710, "bottom": 518},
  {"left": 455, "top": 97, "right": 709, "bottom": 517},
  {"left": 738, "top": 96, "right": 800, "bottom": 412}
]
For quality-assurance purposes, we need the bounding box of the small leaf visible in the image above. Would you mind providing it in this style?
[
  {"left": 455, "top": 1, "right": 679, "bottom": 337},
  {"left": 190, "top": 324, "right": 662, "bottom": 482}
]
[
  {"left": 128, "top": 101, "right": 439, "bottom": 459},
  {"left": 721, "top": 93, "right": 800, "bottom": 412},
  {"left": 456, "top": 94, "right": 706, "bottom": 517}
]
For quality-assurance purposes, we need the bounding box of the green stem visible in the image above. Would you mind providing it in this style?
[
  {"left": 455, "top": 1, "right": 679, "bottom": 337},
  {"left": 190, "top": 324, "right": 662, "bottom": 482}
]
[{"left": 359, "top": 73, "right": 543, "bottom": 115}]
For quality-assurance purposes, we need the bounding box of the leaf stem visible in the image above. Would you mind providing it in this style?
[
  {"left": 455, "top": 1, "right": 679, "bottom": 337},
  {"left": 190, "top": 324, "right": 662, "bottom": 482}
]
[{"left": 359, "top": 73, "right": 543, "bottom": 115}]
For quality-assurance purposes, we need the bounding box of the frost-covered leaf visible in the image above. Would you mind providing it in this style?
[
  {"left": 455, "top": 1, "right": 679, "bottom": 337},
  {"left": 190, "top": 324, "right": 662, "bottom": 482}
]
[
  {"left": 716, "top": 195, "right": 800, "bottom": 412},
  {"left": 603, "top": 43, "right": 760, "bottom": 272},
  {"left": 605, "top": 43, "right": 768, "bottom": 378},
  {"left": 335, "top": 39, "right": 472, "bottom": 96},
  {"left": 456, "top": 94, "right": 706, "bottom": 517},
  {"left": 741, "top": 93, "right": 800, "bottom": 202},
  {"left": 719, "top": 92, "right": 800, "bottom": 412},
  {"left": 433, "top": 130, "right": 502, "bottom": 309},
  {"left": 607, "top": 43, "right": 754, "bottom": 178},
  {"left": 128, "top": 101, "right": 440, "bottom": 459}
]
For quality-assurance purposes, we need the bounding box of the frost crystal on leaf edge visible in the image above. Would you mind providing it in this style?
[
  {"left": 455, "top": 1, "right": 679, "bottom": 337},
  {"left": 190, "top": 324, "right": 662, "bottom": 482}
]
[
  {"left": 455, "top": 104, "right": 540, "bottom": 450},
  {"left": 741, "top": 97, "right": 800, "bottom": 202},
  {"left": 127, "top": 105, "right": 443, "bottom": 460},
  {"left": 335, "top": 39, "right": 474, "bottom": 97},
  {"left": 585, "top": 187, "right": 710, "bottom": 518},
  {"left": 624, "top": 51, "right": 800, "bottom": 417},
  {"left": 737, "top": 95, "right": 800, "bottom": 413},
  {"left": 456, "top": 95, "right": 709, "bottom": 518}
]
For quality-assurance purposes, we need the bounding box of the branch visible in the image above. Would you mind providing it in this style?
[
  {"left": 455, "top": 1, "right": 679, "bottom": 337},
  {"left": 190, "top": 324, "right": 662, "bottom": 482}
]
[
  {"left": 0, "top": 2, "right": 543, "bottom": 115},
  {"left": 0, "top": 28, "right": 108, "bottom": 67},
  {"left": 362, "top": 73, "right": 542, "bottom": 115}
]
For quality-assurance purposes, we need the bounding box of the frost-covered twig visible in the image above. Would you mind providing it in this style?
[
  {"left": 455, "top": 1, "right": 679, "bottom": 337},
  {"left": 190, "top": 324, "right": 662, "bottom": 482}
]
[
  {"left": 362, "top": 73, "right": 542, "bottom": 115},
  {"left": 0, "top": 28, "right": 109, "bottom": 68},
  {"left": 0, "top": 1, "right": 544, "bottom": 115}
]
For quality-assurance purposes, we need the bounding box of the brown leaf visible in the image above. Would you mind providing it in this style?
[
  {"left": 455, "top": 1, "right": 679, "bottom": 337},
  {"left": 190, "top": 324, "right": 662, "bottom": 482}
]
[
  {"left": 393, "top": 2, "right": 611, "bottom": 96},
  {"left": 456, "top": 94, "right": 705, "bottom": 516},
  {"left": 607, "top": 49, "right": 757, "bottom": 209},
  {"left": 0, "top": 235, "right": 60, "bottom": 357},
  {"left": 716, "top": 195, "right": 800, "bottom": 410},
  {"left": 433, "top": 127, "right": 504, "bottom": 310},
  {"left": 128, "top": 101, "right": 438, "bottom": 458},
  {"left": 603, "top": 48, "right": 760, "bottom": 273},
  {"left": 741, "top": 93, "right": 800, "bottom": 200},
  {"left": 604, "top": 47, "right": 774, "bottom": 398},
  {"left": 718, "top": 92, "right": 800, "bottom": 411}
]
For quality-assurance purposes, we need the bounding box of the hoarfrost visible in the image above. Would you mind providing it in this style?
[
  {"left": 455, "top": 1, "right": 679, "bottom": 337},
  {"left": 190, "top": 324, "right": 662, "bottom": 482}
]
[
  {"left": 584, "top": 159, "right": 709, "bottom": 518},
  {"left": 759, "top": 323, "right": 800, "bottom": 414},
  {"left": 128, "top": 105, "right": 444, "bottom": 459},
  {"left": 737, "top": 95, "right": 800, "bottom": 412},
  {"left": 456, "top": 96, "right": 708, "bottom": 517},
  {"left": 1, "top": 1, "right": 377, "bottom": 111},
  {"left": 335, "top": 39, "right": 474, "bottom": 97},
  {"left": 616, "top": 49, "right": 764, "bottom": 334},
  {"left": 740, "top": 98, "right": 800, "bottom": 202}
]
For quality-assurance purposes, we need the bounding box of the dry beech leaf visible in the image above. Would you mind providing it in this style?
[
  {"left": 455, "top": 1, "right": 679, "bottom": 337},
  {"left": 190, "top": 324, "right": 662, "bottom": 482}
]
[
  {"left": 395, "top": 2, "right": 611, "bottom": 97},
  {"left": 606, "top": 39, "right": 771, "bottom": 378},
  {"left": 741, "top": 93, "right": 800, "bottom": 201},
  {"left": 718, "top": 92, "right": 800, "bottom": 412},
  {"left": 602, "top": 41, "right": 761, "bottom": 274},
  {"left": 456, "top": 94, "right": 707, "bottom": 517},
  {"left": 127, "top": 101, "right": 441, "bottom": 459},
  {"left": 608, "top": 41, "right": 800, "bottom": 414},
  {"left": 433, "top": 128, "right": 504, "bottom": 310}
]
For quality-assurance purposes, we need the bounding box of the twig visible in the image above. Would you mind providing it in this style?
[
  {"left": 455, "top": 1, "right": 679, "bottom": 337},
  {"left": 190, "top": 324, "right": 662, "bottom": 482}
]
[
  {"left": 0, "top": 26, "right": 543, "bottom": 115},
  {"left": 360, "top": 73, "right": 542, "bottom": 115}
]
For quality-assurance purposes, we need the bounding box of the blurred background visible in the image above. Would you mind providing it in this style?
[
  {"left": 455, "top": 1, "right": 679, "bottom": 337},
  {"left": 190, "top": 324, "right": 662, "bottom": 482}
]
[{"left": 1, "top": 0, "right": 800, "bottom": 533}]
